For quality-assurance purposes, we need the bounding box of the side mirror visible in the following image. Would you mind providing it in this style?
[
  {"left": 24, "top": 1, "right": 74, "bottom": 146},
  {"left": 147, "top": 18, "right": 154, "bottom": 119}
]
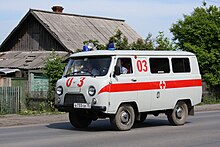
[{"left": 113, "top": 65, "right": 121, "bottom": 77}]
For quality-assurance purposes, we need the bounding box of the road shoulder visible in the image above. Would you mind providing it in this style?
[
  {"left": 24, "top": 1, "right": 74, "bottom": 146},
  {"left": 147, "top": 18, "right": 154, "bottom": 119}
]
[{"left": 195, "top": 104, "right": 220, "bottom": 112}]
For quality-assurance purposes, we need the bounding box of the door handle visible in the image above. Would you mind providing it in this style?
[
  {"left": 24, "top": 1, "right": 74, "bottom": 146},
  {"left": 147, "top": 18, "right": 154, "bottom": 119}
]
[{"left": 131, "top": 78, "right": 137, "bottom": 82}]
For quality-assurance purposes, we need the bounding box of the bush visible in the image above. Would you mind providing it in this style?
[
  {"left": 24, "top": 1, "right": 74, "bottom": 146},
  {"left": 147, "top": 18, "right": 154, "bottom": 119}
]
[
  {"left": 43, "top": 51, "right": 66, "bottom": 111},
  {"left": 201, "top": 96, "right": 220, "bottom": 104}
]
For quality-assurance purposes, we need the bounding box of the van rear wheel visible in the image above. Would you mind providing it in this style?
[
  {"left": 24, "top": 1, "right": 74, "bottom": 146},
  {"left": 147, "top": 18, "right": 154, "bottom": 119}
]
[
  {"left": 167, "top": 101, "right": 188, "bottom": 126},
  {"left": 110, "top": 104, "right": 135, "bottom": 131},
  {"left": 69, "top": 111, "right": 92, "bottom": 128}
]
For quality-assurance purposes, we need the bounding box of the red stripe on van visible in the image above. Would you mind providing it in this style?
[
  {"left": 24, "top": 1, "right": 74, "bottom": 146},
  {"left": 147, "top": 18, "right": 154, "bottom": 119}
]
[
  {"left": 98, "top": 79, "right": 202, "bottom": 94},
  {"left": 166, "top": 79, "right": 202, "bottom": 89}
]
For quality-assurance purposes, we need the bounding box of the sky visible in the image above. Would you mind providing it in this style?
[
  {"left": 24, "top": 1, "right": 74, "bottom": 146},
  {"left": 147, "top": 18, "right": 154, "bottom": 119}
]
[{"left": 0, "top": 0, "right": 218, "bottom": 44}]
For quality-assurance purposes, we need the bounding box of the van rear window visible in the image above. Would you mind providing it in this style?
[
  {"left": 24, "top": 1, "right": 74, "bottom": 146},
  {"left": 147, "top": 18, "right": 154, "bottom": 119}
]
[
  {"left": 172, "top": 58, "right": 190, "bottom": 73},
  {"left": 150, "top": 58, "right": 170, "bottom": 74}
]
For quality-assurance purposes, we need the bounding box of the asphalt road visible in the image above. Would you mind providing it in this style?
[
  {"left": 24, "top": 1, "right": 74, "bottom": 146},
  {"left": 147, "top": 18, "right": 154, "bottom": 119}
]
[{"left": 0, "top": 110, "right": 220, "bottom": 147}]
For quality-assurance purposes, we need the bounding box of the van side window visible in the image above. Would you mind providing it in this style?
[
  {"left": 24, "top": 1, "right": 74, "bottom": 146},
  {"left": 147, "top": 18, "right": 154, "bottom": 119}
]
[
  {"left": 150, "top": 58, "right": 170, "bottom": 74},
  {"left": 117, "top": 58, "right": 133, "bottom": 74},
  {"left": 172, "top": 58, "right": 191, "bottom": 73}
]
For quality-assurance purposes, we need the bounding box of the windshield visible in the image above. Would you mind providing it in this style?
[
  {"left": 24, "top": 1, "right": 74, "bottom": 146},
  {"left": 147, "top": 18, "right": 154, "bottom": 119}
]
[{"left": 63, "top": 56, "right": 112, "bottom": 77}]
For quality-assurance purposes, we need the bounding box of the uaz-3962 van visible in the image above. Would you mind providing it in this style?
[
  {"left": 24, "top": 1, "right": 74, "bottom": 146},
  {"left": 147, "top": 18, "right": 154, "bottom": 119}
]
[{"left": 55, "top": 50, "right": 202, "bottom": 131}]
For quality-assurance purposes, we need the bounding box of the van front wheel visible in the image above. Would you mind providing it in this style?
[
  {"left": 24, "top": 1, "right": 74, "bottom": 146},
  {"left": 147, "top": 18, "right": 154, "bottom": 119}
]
[
  {"left": 167, "top": 101, "right": 188, "bottom": 126},
  {"left": 110, "top": 104, "right": 135, "bottom": 131},
  {"left": 69, "top": 111, "right": 92, "bottom": 128}
]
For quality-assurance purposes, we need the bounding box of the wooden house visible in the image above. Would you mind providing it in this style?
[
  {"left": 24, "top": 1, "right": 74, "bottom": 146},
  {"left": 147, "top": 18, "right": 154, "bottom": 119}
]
[
  {"left": 0, "top": 6, "right": 140, "bottom": 53},
  {"left": 0, "top": 6, "right": 141, "bottom": 99}
]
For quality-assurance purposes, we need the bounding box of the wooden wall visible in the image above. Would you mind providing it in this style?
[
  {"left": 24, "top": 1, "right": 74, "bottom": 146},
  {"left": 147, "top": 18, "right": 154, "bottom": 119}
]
[{"left": 1, "top": 15, "right": 66, "bottom": 52}]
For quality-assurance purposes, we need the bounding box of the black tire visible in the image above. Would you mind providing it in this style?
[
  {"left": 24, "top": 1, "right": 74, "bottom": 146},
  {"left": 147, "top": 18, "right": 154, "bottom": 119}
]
[
  {"left": 110, "top": 104, "right": 135, "bottom": 131},
  {"left": 69, "top": 111, "right": 92, "bottom": 128},
  {"left": 167, "top": 101, "right": 188, "bottom": 126}
]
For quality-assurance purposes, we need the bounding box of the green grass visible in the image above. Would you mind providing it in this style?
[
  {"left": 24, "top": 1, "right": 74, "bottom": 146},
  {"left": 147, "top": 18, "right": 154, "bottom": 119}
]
[
  {"left": 200, "top": 96, "right": 220, "bottom": 105},
  {"left": 18, "top": 109, "right": 64, "bottom": 116}
]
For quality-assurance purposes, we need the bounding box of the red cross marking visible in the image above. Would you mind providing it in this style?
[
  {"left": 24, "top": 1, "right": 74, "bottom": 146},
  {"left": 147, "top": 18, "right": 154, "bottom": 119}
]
[{"left": 160, "top": 81, "right": 166, "bottom": 89}]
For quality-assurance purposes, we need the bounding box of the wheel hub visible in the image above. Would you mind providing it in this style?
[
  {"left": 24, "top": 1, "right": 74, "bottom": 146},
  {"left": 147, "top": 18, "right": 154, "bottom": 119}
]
[
  {"left": 121, "top": 111, "right": 130, "bottom": 123},
  {"left": 176, "top": 107, "right": 183, "bottom": 119}
]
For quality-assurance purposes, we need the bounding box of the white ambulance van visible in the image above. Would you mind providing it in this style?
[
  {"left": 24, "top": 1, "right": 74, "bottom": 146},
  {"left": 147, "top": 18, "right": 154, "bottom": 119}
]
[{"left": 55, "top": 50, "right": 202, "bottom": 131}]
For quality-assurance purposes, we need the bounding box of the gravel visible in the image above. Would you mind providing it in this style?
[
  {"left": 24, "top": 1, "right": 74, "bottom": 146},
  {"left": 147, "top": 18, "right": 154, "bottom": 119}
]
[{"left": 0, "top": 104, "right": 220, "bottom": 127}]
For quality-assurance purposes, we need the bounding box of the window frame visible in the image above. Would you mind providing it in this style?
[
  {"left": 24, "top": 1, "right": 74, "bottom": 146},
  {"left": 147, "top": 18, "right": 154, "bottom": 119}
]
[
  {"left": 171, "top": 57, "right": 191, "bottom": 73},
  {"left": 116, "top": 57, "right": 133, "bottom": 75},
  {"left": 149, "top": 57, "right": 170, "bottom": 74}
]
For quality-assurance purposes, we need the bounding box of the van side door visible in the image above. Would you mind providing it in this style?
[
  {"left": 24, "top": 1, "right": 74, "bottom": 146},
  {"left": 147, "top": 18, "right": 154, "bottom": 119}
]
[
  {"left": 133, "top": 56, "right": 152, "bottom": 112},
  {"left": 149, "top": 57, "right": 172, "bottom": 110},
  {"left": 108, "top": 57, "right": 137, "bottom": 113}
]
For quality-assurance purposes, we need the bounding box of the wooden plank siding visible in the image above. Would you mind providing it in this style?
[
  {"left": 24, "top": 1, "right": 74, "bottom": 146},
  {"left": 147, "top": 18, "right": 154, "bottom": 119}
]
[{"left": 0, "top": 15, "right": 65, "bottom": 52}]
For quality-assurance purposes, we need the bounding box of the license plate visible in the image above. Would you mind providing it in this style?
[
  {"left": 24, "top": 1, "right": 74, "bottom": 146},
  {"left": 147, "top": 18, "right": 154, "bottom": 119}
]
[{"left": 74, "top": 103, "right": 91, "bottom": 109}]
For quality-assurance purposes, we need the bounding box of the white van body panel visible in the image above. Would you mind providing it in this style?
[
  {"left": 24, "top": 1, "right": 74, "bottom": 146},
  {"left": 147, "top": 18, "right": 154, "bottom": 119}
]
[{"left": 55, "top": 50, "right": 202, "bottom": 115}]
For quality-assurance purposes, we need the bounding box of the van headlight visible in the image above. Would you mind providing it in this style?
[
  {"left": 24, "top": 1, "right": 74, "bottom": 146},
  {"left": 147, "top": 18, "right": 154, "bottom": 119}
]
[
  {"left": 88, "top": 86, "right": 96, "bottom": 96},
  {"left": 56, "top": 86, "right": 63, "bottom": 96}
]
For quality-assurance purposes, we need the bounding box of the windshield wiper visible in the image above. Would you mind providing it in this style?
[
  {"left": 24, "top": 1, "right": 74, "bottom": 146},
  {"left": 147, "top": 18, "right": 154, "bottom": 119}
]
[
  {"left": 63, "top": 71, "right": 81, "bottom": 77},
  {"left": 64, "top": 70, "right": 96, "bottom": 77},
  {"left": 82, "top": 70, "right": 96, "bottom": 77}
]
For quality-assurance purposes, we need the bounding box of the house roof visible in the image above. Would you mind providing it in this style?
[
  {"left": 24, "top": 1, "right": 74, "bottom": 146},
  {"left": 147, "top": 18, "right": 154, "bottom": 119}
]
[
  {"left": 0, "top": 51, "right": 69, "bottom": 70},
  {"left": 0, "top": 9, "right": 141, "bottom": 52}
]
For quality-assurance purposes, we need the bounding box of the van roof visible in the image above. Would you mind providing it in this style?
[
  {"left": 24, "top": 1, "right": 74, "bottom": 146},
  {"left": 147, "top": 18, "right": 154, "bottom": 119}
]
[{"left": 70, "top": 50, "right": 195, "bottom": 57}]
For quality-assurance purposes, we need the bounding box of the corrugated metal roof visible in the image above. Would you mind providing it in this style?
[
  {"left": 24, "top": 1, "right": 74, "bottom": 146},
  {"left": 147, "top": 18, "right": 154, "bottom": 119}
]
[
  {"left": 0, "top": 51, "right": 69, "bottom": 69},
  {"left": 0, "top": 9, "right": 142, "bottom": 70},
  {"left": 31, "top": 9, "right": 141, "bottom": 52},
  {"left": 0, "top": 68, "right": 20, "bottom": 75}
]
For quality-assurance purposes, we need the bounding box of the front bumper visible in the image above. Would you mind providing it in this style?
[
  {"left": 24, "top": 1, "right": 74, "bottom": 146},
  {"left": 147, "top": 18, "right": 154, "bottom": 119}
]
[{"left": 54, "top": 104, "right": 106, "bottom": 112}]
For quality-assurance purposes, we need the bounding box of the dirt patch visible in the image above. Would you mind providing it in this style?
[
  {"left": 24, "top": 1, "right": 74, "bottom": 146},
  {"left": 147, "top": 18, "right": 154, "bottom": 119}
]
[{"left": 0, "top": 113, "right": 68, "bottom": 127}]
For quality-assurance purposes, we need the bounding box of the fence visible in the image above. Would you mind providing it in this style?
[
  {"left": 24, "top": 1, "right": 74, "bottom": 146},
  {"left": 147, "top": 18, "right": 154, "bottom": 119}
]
[
  {"left": 11, "top": 78, "right": 28, "bottom": 110},
  {"left": 0, "top": 87, "right": 21, "bottom": 114}
]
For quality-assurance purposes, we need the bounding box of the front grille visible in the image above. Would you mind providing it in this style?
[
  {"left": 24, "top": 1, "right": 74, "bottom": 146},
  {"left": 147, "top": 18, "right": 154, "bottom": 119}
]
[{"left": 64, "top": 94, "right": 86, "bottom": 106}]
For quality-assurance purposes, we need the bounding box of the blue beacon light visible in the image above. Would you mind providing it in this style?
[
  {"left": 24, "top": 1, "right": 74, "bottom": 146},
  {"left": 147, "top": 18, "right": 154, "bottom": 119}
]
[
  {"left": 83, "top": 45, "right": 89, "bottom": 52},
  {"left": 108, "top": 43, "right": 115, "bottom": 50}
]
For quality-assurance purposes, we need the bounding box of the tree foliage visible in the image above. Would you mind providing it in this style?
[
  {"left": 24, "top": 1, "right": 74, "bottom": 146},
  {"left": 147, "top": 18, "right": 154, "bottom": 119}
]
[
  {"left": 82, "top": 40, "right": 106, "bottom": 50},
  {"left": 43, "top": 51, "right": 66, "bottom": 109},
  {"left": 130, "top": 33, "right": 154, "bottom": 50},
  {"left": 170, "top": 3, "right": 220, "bottom": 87},
  {"left": 156, "top": 32, "right": 178, "bottom": 50},
  {"left": 82, "top": 30, "right": 176, "bottom": 51}
]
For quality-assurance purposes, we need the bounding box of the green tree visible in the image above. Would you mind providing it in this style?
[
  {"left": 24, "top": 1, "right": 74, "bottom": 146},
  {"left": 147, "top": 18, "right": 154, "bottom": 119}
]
[
  {"left": 43, "top": 51, "right": 66, "bottom": 110},
  {"left": 155, "top": 32, "right": 178, "bottom": 50},
  {"left": 108, "top": 29, "right": 130, "bottom": 50},
  {"left": 82, "top": 30, "right": 176, "bottom": 51},
  {"left": 130, "top": 33, "right": 154, "bottom": 50},
  {"left": 83, "top": 40, "right": 106, "bottom": 50},
  {"left": 170, "top": 3, "right": 220, "bottom": 88}
]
